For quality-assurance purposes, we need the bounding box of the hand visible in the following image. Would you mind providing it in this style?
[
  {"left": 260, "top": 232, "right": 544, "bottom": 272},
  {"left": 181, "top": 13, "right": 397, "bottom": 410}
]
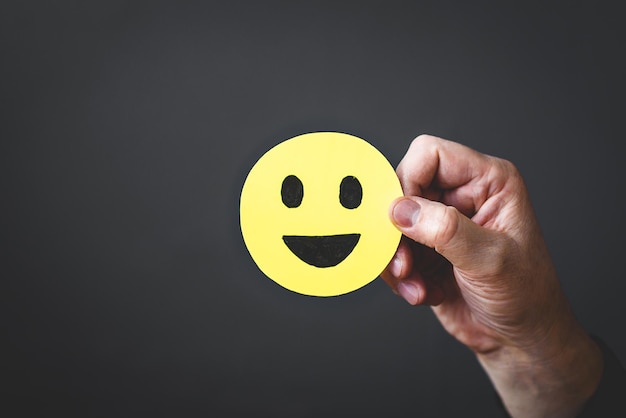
[{"left": 381, "top": 135, "right": 602, "bottom": 417}]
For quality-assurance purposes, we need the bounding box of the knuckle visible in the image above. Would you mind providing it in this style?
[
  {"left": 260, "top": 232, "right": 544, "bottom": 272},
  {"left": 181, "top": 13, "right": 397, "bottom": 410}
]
[
  {"left": 409, "top": 134, "right": 438, "bottom": 152},
  {"left": 494, "top": 157, "right": 521, "bottom": 180},
  {"left": 412, "top": 133, "right": 439, "bottom": 149},
  {"left": 486, "top": 157, "right": 526, "bottom": 194},
  {"left": 501, "top": 158, "right": 521, "bottom": 178},
  {"left": 500, "top": 159, "right": 526, "bottom": 192},
  {"left": 433, "top": 205, "right": 461, "bottom": 251}
]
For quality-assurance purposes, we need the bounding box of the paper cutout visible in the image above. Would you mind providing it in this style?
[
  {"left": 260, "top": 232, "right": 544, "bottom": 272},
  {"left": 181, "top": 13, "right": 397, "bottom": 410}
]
[{"left": 240, "top": 132, "right": 403, "bottom": 297}]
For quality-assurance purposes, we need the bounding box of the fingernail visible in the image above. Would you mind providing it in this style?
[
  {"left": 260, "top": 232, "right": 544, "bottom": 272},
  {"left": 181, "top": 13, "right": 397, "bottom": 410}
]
[
  {"left": 389, "top": 255, "right": 402, "bottom": 277},
  {"left": 392, "top": 199, "right": 421, "bottom": 227},
  {"left": 397, "top": 281, "right": 419, "bottom": 305}
]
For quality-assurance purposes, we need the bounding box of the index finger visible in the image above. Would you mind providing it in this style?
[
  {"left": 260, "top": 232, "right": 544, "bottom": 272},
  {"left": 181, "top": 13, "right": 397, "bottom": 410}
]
[{"left": 396, "top": 134, "right": 501, "bottom": 216}]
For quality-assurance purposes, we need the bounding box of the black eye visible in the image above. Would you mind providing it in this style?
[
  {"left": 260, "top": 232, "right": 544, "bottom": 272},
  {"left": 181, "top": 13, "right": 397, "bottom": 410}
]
[
  {"left": 281, "top": 175, "right": 303, "bottom": 208},
  {"left": 339, "top": 176, "right": 362, "bottom": 209}
]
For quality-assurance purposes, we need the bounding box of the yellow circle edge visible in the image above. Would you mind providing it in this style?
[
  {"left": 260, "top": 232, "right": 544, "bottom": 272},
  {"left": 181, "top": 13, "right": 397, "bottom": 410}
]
[{"left": 240, "top": 132, "right": 403, "bottom": 297}]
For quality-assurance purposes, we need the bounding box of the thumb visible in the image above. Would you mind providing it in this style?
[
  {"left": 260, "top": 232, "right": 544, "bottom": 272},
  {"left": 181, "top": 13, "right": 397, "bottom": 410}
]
[{"left": 390, "top": 196, "right": 495, "bottom": 272}]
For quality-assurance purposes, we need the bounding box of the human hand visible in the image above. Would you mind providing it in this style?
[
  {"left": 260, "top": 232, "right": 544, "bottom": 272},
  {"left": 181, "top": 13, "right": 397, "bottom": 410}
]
[{"left": 381, "top": 135, "right": 602, "bottom": 417}]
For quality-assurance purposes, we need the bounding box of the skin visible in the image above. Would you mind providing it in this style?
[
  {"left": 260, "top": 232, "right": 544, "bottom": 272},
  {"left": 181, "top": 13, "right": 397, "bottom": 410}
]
[{"left": 381, "top": 135, "right": 603, "bottom": 417}]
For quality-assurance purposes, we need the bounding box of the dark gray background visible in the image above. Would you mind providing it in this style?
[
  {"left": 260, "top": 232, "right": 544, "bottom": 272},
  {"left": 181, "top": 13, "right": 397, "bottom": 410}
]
[{"left": 2, "top": 1, "right": 624, "bottom": 417}]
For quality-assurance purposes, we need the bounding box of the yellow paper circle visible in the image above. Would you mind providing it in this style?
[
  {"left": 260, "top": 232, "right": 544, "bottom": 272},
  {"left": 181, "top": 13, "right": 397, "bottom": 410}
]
[{"left": 240, "top": 132, "right": 402, "bottom": 296}]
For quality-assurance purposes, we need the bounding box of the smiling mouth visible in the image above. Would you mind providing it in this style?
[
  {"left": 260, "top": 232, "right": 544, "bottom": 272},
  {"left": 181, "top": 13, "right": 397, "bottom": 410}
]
[{"left": 282, "top": 234, "right": 361, "bottom": 268}]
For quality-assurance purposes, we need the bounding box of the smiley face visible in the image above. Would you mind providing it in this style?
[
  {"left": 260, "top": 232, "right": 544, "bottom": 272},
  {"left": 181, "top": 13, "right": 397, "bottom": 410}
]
[{"left": 240, "top": 132, "right": 402, "bottom": 296}]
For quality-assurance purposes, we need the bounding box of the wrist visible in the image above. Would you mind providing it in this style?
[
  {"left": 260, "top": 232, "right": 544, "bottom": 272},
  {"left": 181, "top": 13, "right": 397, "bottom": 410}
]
[{"left": 477, "top": 313, "right": 603, "bottom": 417}]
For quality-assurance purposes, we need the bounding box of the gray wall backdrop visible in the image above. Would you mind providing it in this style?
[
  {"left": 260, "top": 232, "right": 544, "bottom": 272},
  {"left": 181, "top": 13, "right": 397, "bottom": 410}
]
[{"left": 2, "top": 1, "right": 625, "bottom": 417}]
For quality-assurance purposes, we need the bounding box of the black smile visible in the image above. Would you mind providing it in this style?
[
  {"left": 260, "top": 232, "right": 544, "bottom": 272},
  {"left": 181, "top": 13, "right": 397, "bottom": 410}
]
[{"left": 282, "top": 234, "right": 361, "bottom": 268}]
